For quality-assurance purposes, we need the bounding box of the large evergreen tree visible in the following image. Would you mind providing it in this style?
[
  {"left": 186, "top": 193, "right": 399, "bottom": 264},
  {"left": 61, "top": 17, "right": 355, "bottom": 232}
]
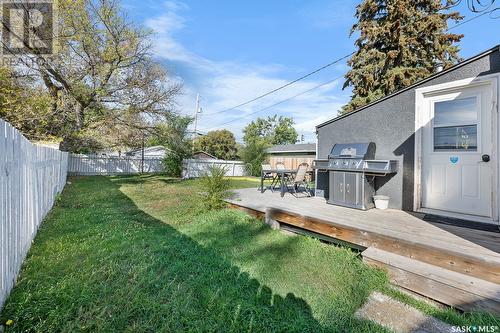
[{"left": 342, "top": 0, "right": 463, "bottom": 113}]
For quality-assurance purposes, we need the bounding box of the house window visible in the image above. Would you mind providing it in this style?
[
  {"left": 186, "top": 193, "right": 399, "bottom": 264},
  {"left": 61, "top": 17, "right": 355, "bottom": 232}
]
[{"left": 433, "top": 96, "right": 478, "bottom": 151}]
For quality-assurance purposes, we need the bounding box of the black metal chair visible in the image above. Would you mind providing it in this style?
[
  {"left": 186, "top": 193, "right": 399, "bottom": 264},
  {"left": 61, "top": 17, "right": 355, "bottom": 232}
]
[
  {"left": 271, "top": 162, "right": 288, "bottom": 191},
  {"left": 259, "top": 163, "right": 275, "bottom": 191}
]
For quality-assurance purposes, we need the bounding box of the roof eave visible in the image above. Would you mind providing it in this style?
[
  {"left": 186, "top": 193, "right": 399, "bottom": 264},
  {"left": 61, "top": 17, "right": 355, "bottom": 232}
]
[
  {"left": 316, "top": 44, "right": 500, "bottom": 130},
  {"left": 268, "top": 150, "right": 316, "bottom": 153}
]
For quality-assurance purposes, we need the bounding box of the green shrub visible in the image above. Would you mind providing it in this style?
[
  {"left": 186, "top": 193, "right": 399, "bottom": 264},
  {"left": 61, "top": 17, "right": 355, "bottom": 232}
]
[
  {"left": 162, "top": 154, "right": 183, "bottom": 177},
  {"left": 200, "top": 165, "right": 230, "bottom": 210},
  {"left": 240, "top": 139, "right": 269, "bottom": 177},
  {"left": 153, "top": 115, "right": 193, "bottom": 177}
]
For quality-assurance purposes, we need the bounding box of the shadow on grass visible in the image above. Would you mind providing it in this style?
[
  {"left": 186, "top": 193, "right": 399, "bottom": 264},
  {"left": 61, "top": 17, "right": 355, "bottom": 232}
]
[
  {"left": 156, "top": 178, "right": 185, "bottom": 185},
  {"left": 1, "top": 177, "right": 331, "bottom": 332}
]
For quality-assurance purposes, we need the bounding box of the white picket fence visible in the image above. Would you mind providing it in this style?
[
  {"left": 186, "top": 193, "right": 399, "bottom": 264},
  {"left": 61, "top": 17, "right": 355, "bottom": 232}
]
[
  {"left": 0, "top": 119, "right": 68, "bottom": 309},
  {"left": 68, "top": 154, "right": 164, "bottom": 175},
  {"left": 0, "top": 117, "right": 247, "bottom": 309},
  {"left": 182, "top": 159, "right": 247, "bottom": 178}
]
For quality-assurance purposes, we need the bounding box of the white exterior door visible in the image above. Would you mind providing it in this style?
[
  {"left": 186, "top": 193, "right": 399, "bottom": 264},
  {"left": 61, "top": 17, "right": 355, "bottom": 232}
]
[{"left": 421, "top": 83, "right": 495, "bottom": 218}]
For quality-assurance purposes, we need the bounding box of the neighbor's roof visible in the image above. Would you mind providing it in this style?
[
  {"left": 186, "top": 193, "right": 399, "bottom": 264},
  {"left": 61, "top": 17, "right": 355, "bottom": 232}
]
[
  {"left": 316, "top": 44, "right": 500, "bottom": 129},
  {"left": 267, "top": 143, "right": 316, "bottom": 154},
  {"left": 193, "top": 151, "right": 218, "bottom": 159},
  {"left": 126, "top": 145, "right": 169, "bottom": 155}
]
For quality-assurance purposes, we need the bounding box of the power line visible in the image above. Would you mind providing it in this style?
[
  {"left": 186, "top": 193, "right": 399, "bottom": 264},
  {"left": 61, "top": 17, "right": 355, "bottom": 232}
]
[
  {"left": 206, "top": 75, "right": 344, "bottom": 130},
  {"left": 201, "top": 8, "right": 496, "bottom": 131},
  {"left": 205, "top": 53, "right": 354, "bottom": 116},
  {"left": 205, "top": 7, "right": 496, "bottom": 118},
  {"left": 446, "top": 7, "right": 494, "bottom": 30}
]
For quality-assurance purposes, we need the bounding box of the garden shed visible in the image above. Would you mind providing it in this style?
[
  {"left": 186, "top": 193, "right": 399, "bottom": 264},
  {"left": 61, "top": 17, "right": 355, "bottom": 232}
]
[{"left": 267, "top": 143, "right": 316, "bottom": 170}]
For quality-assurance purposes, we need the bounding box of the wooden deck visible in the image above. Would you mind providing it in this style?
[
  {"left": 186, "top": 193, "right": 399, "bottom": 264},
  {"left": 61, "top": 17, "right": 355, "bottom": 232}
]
[{"left": 226, "top": 188, "right": 500, "bottom": 314}]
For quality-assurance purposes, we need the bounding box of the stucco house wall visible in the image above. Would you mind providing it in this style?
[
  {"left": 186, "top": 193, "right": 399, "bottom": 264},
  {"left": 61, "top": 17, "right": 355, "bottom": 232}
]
[{"left": 316, "top": 47, "right": 499, "bottom": 210}]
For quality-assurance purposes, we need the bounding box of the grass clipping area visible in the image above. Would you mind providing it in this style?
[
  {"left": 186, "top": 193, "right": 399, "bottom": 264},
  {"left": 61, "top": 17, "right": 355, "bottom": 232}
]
[{"left": 1, "top": 175, "right": 498, "bottom": 332}]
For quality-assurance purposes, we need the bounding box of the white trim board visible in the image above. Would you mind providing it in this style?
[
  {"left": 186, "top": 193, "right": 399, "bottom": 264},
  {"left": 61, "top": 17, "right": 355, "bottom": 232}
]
[{"left": 414, "top": 74, "right": 500, "bottom": 225}]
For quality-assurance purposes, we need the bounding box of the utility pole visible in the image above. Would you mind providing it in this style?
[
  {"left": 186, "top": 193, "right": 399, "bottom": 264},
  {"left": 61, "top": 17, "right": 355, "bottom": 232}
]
[
  {"left": 192, "top": 93, "right": 201, "bottom": 141},
  {"left": 141, "top": 130, "right": 145, "bottom": 174}
]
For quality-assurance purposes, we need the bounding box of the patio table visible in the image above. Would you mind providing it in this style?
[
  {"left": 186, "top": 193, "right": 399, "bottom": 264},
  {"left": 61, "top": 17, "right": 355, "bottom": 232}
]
[{"left": 260, "top": 168, "right": 297, "bottom": 197}]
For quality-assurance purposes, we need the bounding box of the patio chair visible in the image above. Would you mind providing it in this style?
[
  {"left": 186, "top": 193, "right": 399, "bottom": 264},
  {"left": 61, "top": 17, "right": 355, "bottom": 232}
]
[
  {"left": 271, "top": 162, "right": 289, "bottom": 190},
  {"left": 286, "top": 163, "right": 311, "bottom": 197},
  {"left": 259, "top": 164, "right": 275, "bottom": 191}
]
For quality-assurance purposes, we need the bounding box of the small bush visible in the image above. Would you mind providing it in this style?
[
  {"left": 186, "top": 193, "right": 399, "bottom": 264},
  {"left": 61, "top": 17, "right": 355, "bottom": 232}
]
[
  {"left": 240, "top": 139, "right": 269, "bottom": 176},
  {"left": 200, "top": 165, "right": 230, "bottom": 210},
  {"left": 162, "top": 154, "right": 183, "bottom": 177}
]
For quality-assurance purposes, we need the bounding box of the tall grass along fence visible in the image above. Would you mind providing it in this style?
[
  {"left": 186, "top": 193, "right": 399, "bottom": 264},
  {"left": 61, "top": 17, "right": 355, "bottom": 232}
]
[
  {"left": 68, "top": 154, "right": 164, "bottom": 175},
  {"left": 0, "top": 119, "right": 68, "bottom": 309},
  {"left": 182, "top": 159, "right": 247, "bottom": 178}
]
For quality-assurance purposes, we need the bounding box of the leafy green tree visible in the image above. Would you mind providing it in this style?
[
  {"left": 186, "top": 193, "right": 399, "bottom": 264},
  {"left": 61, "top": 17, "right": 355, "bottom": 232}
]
[
  {"left": 6, "top": 0, "right": 180, "bottom": 151},
  {"left": 240, "top": 139, "right": 270, "bottom": 177},
  {"left": 242, "top": 115, "right": 298, "bottom": 145},
  {"left": 194, "top": 130, "right": 237, "bottom": 160},
  {"left": 342, "top": 0, "right": 463, "bottom": 113},
  {"left": 0, "top": 66, "right": 55, "bottom": 141},
  {"left": 149, "top": 115, "right": 193, "bottom": 177}
]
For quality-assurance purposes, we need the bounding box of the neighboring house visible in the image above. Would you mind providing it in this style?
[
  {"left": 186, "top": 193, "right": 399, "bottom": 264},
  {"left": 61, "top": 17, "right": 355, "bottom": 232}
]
[
  {"left": 125, "top": 146, "right": 170, "bottom": 158},
  {"left": 193, "top": 151, "right": 218, "bottom": 159},
  {"left": 315, "top": 44, "right": 500, "bottom": 225},
  {"left": 267, "top": 143, "right": 316, "bottom": 170}
]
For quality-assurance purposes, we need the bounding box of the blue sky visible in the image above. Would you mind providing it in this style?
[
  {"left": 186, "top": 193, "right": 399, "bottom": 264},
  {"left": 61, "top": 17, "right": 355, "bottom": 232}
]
[{"left": 122, "top": 0, "right": 499, "bottom": 142}]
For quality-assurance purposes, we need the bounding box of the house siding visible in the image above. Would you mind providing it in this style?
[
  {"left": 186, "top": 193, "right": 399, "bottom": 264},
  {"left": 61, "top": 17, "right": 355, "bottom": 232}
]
[{"left": 316, "top": 49, "right": 499, "bottom": 210}]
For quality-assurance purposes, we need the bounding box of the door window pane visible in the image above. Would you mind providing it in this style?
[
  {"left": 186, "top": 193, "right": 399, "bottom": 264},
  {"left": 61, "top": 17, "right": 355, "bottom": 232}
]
[
  {"left": 434, "top": 125, "right": 477, "bottom": 151},
  {"left": 434, "top": 97, "right": 477, "bottom": 126}
]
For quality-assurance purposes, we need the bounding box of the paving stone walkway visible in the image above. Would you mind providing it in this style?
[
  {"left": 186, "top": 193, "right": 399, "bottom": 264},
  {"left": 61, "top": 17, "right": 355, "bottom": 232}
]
[{"left": 355, "top": 292, "right": 454, "bottom": 333}]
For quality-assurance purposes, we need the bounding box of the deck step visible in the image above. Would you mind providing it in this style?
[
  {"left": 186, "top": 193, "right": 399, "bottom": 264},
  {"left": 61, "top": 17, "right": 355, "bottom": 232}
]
[
  {"left": 362, "top": 247, "right": 500, "bottom": 315},
  {"left": 263, "top": 207, "right": 500, "bottom": 284}
]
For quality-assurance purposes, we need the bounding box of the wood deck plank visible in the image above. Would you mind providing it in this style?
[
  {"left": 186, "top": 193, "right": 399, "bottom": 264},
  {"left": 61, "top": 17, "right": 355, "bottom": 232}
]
[
  {"left": 227, "top": 189, "right": 500, "bottom": 258},
  {"left": 227, "top": 188, "right": 500, "bottom": 283},
  {"left": 362, "top": 247, "right": 500, "bottom": 314}
]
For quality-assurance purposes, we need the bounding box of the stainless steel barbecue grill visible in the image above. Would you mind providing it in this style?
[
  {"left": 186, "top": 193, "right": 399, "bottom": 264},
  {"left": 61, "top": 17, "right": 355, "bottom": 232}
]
[{"left": 313, "top": 142, "right": 398, "bottom": 210}]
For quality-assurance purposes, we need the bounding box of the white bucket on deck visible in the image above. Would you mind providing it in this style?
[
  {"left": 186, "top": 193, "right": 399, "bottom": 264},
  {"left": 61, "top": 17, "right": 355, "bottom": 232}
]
[{"left": 373, "top": 195, "right": 390, "bottom": 210}]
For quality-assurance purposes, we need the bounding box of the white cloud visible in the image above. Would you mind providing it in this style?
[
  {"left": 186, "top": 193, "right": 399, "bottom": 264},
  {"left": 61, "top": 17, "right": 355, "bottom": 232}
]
[
  {"left": 298, "top": 1, "right": 357, "bottom": 29},
  {"left": 146, "top": 1, "right": 349, "bottom": 143}
]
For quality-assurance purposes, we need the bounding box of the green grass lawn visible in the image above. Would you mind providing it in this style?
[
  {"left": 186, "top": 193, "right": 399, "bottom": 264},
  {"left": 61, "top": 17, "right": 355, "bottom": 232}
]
[{"left": 1, "top": 175, "right": 498, "bottom": 332}]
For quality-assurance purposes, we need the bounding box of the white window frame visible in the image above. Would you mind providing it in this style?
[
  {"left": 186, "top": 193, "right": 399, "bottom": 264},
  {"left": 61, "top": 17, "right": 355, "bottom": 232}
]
[{"left": 430, "top": 92, "right": 481, "bottom": 153}]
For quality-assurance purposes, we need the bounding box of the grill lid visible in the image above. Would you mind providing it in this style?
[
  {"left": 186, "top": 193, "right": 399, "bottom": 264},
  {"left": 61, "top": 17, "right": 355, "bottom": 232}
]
[{"left": 329, "top": 142, "right": 375, "bottom": 159}]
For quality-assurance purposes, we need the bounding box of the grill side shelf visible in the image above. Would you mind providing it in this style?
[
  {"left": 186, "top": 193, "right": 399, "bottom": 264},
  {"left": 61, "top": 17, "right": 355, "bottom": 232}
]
[
  {"left": 363, "top": 160, "right": 398, "bottom": 174},
  {"left": 312, "top": 159, "right": 398, "bottom": 175},
  {"left": 312, "top": 160, "right": 329, "bottom": 170}
]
